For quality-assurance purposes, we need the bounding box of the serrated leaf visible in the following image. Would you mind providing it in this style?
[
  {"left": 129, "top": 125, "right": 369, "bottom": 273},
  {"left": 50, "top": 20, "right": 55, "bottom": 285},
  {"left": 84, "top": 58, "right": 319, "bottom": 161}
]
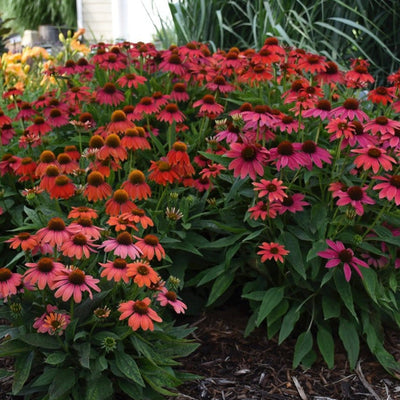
[
  {"left": 317, "top": 326, "right": 335, "bottom": 368},
  {"left": 115, "top": 352, "right": 145, "bottom": 387},
  {"left": 338, "top": 319, "right": 359, "bottom": 370},
  {"left": 293, "top": 331, "right": 313, "bottom": 368},
  {"left": 12, "top": 351, "right": 34, "bottom": 395},
  {"left": 256, "top": 287, "right": 285, "bottom": 326}
]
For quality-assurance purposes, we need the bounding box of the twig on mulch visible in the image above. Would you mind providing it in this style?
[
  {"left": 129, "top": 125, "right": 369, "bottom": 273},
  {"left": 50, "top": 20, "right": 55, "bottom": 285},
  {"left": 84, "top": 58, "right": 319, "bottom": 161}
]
[
  {"left": 292, "top": 376, "right": 308, "bottom": 400},
  {"left": 355, "top": 361, "right": 382, "bottom": 400}
]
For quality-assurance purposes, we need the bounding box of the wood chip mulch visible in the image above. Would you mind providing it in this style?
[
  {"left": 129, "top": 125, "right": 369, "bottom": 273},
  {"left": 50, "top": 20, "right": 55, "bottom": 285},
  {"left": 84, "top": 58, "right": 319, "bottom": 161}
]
[{"left": 169, "top": 305, "right": 400, "bottom": 400}]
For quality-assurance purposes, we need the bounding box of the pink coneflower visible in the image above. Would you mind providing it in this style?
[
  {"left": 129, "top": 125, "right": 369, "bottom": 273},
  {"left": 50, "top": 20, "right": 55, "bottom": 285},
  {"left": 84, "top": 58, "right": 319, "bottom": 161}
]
[
  {"left": 0, "top": 268, "right": 22, "bottom": 298},
  {"left": 68, "top": 206, "right": 98, "bottom": 220},
  {"left": 373, "top": 174, "right": 400, "bottom": 205},
  {"left": 302, "top": 99, "right": 332, "bottom": 120},
  {"left": 297, "top": 53, "right": 327, "bottom": 74},
  {"left": 121, "top": 170, "right": 151, "bottom": 200},
  {"left": 294, "top": 140, "right": 332, "bottom": 170},
  {"left": 352, "top": 146, "right": 395, "bottom": 174},
  {"left": 257, "top": 242, "right": 289, "bottom": 263},
  {"left": 121, "top": 208, "right": 154, "bottom": 229},
  {"left": 134, "top": 234, "right": 166, "bottom": 261},
  {"left": 99, "top": 258, "right": 131, "bottom": 283},
  {"left": 100, "top": 231, "right": 142, "bottom": 259},
  {"left": 215, "top": 121, "right": 241, "bottom": 143},
  {"left": 126, "top": 260, "right": 160, "bottom": 287},
  {"left": 200, "top": 163, "right": 226, "bottom": 179},
  {"left": 241, "top": 105, "right": 277, "bottom": 129},
  {"left": 68, "top": 217, "right": 103, "bottom": 240},
  {"left": 61, "top": 233, "right": 98, "bottom": 259},
  {"left": 105, "top": 189, "right": 136, "bottom": 216},
  {"left": 193, "top": 94, "right": 224, "bottom": 118},
  {"left": 157, "top": 287, "right": 187, "bottom": 314},
  {"left": 253, "top": 178, "right": 287, "bottom": 202},
  {"left": 47, "top": 108, "right": 69, "bottom": 128},
  {"left": 6, "top": 232, "right": 38, "bottom": 251},
  {"left": 36, "top": 217, "right": 71, "bottom": 247},
  {"left": 98, "top": 134, "right": 128, "bottom": 162},
  {"left": 248, "top": 201, "right": 280, "bottom": 220},
  {"left": 318, "top": 239, "right": 369, "bottom": 281},
  {"left": 24, "top": 257, "right": 64, "bottom": 290},
  {"left": 329, "top": 98, "right": 369, "bottom": 121},
  {"left": 206, "top": 75, "right": 235, "bottom": 93},
  {"left": 364, "top": 116, "right": 400, "bottom": 136},
  {"left": 159, "top": 52, "right": 187, "bottom": 76},
  {"left": 277, "top": 193, "right": 309, "bottom": 214},
  {"left": 273, "top": 114, "right": 302, "bottom": 134},
  {"left": 116, "top": 72, "right": 147, "bottom": 89},
  {"left": 118, "top": 298, "right": 162, "bottom": 331},
  {"left": 336, "top": 185, "right": 375, "bottom": 216},
  {"left": 53, "top": 267, "right": 100, "bottom": 303},
  {"left": 269, "top": 140, "right": 308, "bottom": 171},
  {"left": 96, "top": 83, "right": 124, "bottom": 106},
  {"left": 225, "top": 141, "right": 268, "bottom": 180},
  {"left": 157, "top": 103, "right": 185, "bottom": 124}
]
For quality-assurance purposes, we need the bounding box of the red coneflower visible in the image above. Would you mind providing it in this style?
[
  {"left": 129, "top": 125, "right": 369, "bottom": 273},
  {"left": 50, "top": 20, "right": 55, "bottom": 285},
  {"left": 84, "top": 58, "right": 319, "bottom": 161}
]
[
  {"left": 98, "top": 134, "right": 128, "bottom": 162},
  {"left": 24, "top": 257, "right": 65, "bottom": 290},
  {"left": 99, "top": 258, "right": 131, "bottom": 283},
  {"left": 84, "top": 171, "right": 112, "bottom": 202},
  {"left": 49, "top": 175, "right": 76, "bottom": 200},
  {"left": 166, "top": 141, "right": 195, "bottom": 175},
  {"left": 318, "top": 239, "right": 369, "bottom": 281},
  {"left": 53, "top": 267, "right": 100, "bottom": 303},
  {"left": 14, "top": 157, "right": 37, "bottom": 181},
  {"left": 121, "top": 127, "right": 151, "bottom": 150},
  {"left": 99, "top": 231, "right": 142, "bottom": 259},
  {"left": 39, "top": 165, "right": 60, "bottom": 191},
  {"left": 135, "top": 96, "right": 160, "bottom": 115},
  {"left": 47, "top": 108, "right": 69, "bottom": 127},
  {"left": 170, "top": 82, "right": 190, "bottom": 102},
  {"left": 200, "top": 163, "right": 226, "bottom": 179},
  {"left": 364, "top": 116, "right": 400, "bottom": 136},
  {"left": 239, "top": 64, "right": 273, "bottom": 85},
  {"left": 273, "top": 114, "right": 302, "bottom": 134},
  {"left": 225, "top": 141, "right": 268, "bottom": 180},
  {"left": 100, "top": 52, "right": 126, "bottom": 71},
  {"left": 0, "top": 268, "right": 22, "bottom": 299},
  {"left": 148, "top": 158, "right": 180, "bottom": 186},
  {"left": 68, "top": 206, "right": 98, "bottom": 220},
  {"left": 96, "top": 82, "right": 124, "bottom": 106},
  {"left": 159, "top": 53, "right": 187, "bottom": 76},
  {"left": 345, "top": 59, "right": 374, "bottom": 88},
  {"left": 193, "top": 94, "right": 224, "bottom": 118},
  {"left": 121, "top": 169, "right": 151, "bottom": 200},
  {"left": 257, "top": 242, "right": 289, "bottom": 263},
  {"left": 64, "top": 145, "right": 81, "bottom": 161},
  {"left": 134, "top": 234, "right": 166, "bottom": 261},
  {"left": 367, "top": 86, "right": 396, "bottom": 105},
  {"left": 105, "top": 189, "right": 136, "bottom": 216},
  {"left": 157, "top": 103, "right": 186, "bottom": 124},
  {"left": 15, "top": 102, "right": 36, "bottom": 121},
  {"left": 316, "top": 61, "right": 344, "bottom": 85},
  {"left": 6, "top": 232, "right": 38, "bottom": 252},
  {"left": 116, "top": 72, "right": 147, "bottom": 89},
  {"left": 206, "top": 75, "right": 236, "bottom": 93},
  {"left": 0, "top": 109, "right": 12, "bottom": 126},
  {"left": 107, "top": 110, "right": 134, "bottom": 134},
  {"left": 118, "top": 298, "right": 162, "bottom": 331},
  {"left": 1, "top": 123, "right": 15, "bottom": 146},
  {"left": 26, "top": 116, "right": 52, "bottom": 136},
  {"left": 253, "top": 178, "right": 287, "bottom": 202},
  {"left": 36, "top": 217, "right": 71, "bottom": 247},
  {"left": 330, "top": 98, "right": 369, "bottom": 121},
  {"left": 35, "top": 150, "right": 59, "bottom": 177},
  {"left": 57, "top": 153, "right": 79, "bottom": 174},
  {"left": 126, "top": 260, "right": 160, "bottom": 287},
  {"left": 297, "top": 53, "right": 327, "bottom": 74}
]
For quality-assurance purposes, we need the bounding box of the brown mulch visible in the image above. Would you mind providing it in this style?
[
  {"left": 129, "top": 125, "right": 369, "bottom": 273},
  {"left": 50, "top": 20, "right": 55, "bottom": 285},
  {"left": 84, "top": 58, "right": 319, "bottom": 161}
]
[{"left": 169, "top": 304, "right": 400, "bottom": 400}]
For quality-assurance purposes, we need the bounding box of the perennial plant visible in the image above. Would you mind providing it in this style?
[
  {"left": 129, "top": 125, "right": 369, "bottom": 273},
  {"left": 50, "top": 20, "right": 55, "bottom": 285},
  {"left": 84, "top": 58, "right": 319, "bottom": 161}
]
[{"left": 1, "top": 30, "right": 400, "bottom": 399}]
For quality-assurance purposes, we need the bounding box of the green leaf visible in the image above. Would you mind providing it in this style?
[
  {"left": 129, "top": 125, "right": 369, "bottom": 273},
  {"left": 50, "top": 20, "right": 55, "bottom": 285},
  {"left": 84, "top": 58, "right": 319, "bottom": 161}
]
[
  {"left": 281, "top": 232, "right": 306, "bottom": 279},
  {"left": 317, "top": 325, "right": 335, "bottom": 369},
  {"left": 196, "top": 263, "right": 225, "bottom": 286},
  {"left": 310, "top": 203, "right": 327, "bottom": 236},
  {"left": 19, "top": 333, "right": 61, "bottom": 349},
  {"left": 32, "top": 367, "right": 57, "bottom": 387},
  {"left": 48, "top": 368, "right": 76, "bottom": 400},
  {"left": 267, "top": 300, "right": 289, "bottom": 328},
  {"left": 278, "top": 306, "right": 300, "bottom": 344},
  {"left": 206, "top": 269, "right": 235, "bottom": 306},
  {"left": 241, "top": 291, "right": 265, "bottom": 301},
  {"left": 118, "top": 379, "right": 143, "bottom": 399},
  {"left": 322, "top": 296, "right": 341, "bottom": 320},
  {"left": 361, "top": 268, "right": 378, "bottom": 303},
  {"left": 206, "top": 232, "right": 247, "bottom": 249},
  {"left": 306, "top": 239, "right": 327, "bottom": 262},
  {"left": 12, "top": 351, "right": 34, "bottom": 395},
  {"left": 338, "top": 319, "right": 359, "bottom": 370},
  {"left": 256, "top": 287, "right": 285, "bottom": 327},
  {"left": 334, "top": 272, "right": 358, "bottom": 321},
  {"left": 86, "top": 376, "right": 113, "bottom": 400},
  {"left": 75, "top": 342, "right": 91, "bottom": 369},
  {"left": 197, "top": 151, "right": 230, "bottom": 166},
  {"left": 45, "top": 352, "right": 66, "bottom": 365},
  {"left": 115, "top": 352, "right": 145, "bottom": 387},
  {"left": 293, "top": 331, "right": 313, "bottom": 368}
]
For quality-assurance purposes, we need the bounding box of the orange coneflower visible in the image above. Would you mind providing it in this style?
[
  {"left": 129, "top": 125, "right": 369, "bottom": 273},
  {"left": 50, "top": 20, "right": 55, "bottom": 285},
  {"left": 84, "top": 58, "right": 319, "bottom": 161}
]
[
  {"left": 107, "top": 215, "right": 138, "bottom": 232},
  {"left": 99, "top": 258, "right": 131, "bottom": 283},
  {"left": 68, "top": 206, "right": 98, "bottom": 220},
  {"left": 118, "top": 298, "right": 162, "bottom": 331},
  {"left": 107, "top": 110, "right": 134, "bottom": 134},
  {"left": 49, "top": 175, "right": 76, "bottom": 200},
  {"left": 98, "top": 134, "right": 128, "bottom": 162},
  {"left": 126, "top": 260, "right": 160, "bottom": 287},
  {"left": 148, "top": 158, "right": 180, "bottom": 186},
  {"left": 121, "top": 208, "right": 154, "bottom": 229},
  {"left": 42, "top": 312, "right": 71, "bottom": 335},
  {"left": 166, "top": 141, "right": 195, "bottom": 176},
  {"left": 35, "top": 150, "right": 59, "bottom": 177},
  {"left": 39, "top": 165, "right": 60, "bottom": 191},
  {"left": 14, "top": 157, "right": 37, "bottom": 181},
  {"left": 6, "top": 232, "right": 38, "bottom": 252},
  {"left": 57, "top": 153, "right": 79, "bottom": 174},
  {"left": 105, "top": 189, "right": 136, "bottom": 216},
  {"left": 83, "top": 171, "right": 112, "bottom": 202},
  {"left": 121, "top": 169, "right": 151, "bottom": 200},
  {"left": 121, "top": 127, "right": 151, "bottom": 150}
]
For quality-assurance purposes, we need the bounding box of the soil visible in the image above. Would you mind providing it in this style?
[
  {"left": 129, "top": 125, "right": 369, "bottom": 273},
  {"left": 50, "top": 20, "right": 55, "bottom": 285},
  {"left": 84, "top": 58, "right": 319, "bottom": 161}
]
[{"left": 1, "top": 304, "right": 400, "bottom": 400}]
